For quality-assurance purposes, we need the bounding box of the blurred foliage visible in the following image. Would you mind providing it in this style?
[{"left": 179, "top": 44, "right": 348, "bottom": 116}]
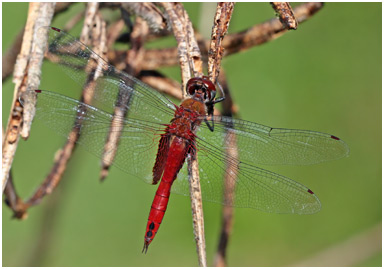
[{"left": 2, "top": 2, "right": 381, "bottom": 266}]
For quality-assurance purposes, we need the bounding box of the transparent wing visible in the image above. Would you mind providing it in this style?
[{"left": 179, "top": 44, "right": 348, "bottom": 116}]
[
  {"left": 40, "top": 26, "right": 175, "bottom": 122},
  {"left": 172, "top": 116, "right": 349, "bottom": 214},
  {"left": 199, "top": 116, "right": 349, "bottom": 166},
  {"left": 28, "top": 90, "right": 167, "bottom": 184},
  {"left": 28, "top": 27, "right": 349, "bottom": 214}
]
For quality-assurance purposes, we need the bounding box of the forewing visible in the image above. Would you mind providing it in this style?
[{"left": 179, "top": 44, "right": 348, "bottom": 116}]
[
  {"left": 173, "top": 128, "right": 321, "bottom": 214},
  {"left": 27, "top": 90, "right": 166, "bottom": 184},
  {"left": 172, "top": 115, "right": 348, "bottom": 213},
  {"left": 40, "top": 26, "right": 175, "bottom": 122},
  {"left": 198, "top": 116, "right": 349, "bottom": 166}
]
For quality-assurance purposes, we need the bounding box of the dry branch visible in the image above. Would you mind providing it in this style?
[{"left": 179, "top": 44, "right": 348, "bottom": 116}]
[
  {"left": 100, "top": 17, "right": 149, "bottom": 180},
  {"left": 222, "top": 2, "right": 323, "bottom": 55},
  {"left": 212, "top": 72, "right": 237, "bottom": 267},
  {"left": 140, "top": 71, "right": 183, "bottom": 100},
  {"left": 3, "top": 2, "right": 326, "bottom": 266},
  {"left": 122, "top": 2, "right": 167, "bottom": 32},
  {"left": 207, "top": 2, "right": 234, "bottom": 84},
  {"left": 26, "top": 5, "right": 108, "bottom": 210},
  {"left": 4, "top": 7, "right": 108, "bottom": 218},
  {"left": 204, "top": 5, "right": 237, "bottom": 265},
  {"left": 2, "top": 3, "right": 55, "bottom": 192},
  {"left": 137, "top": 2, "right": 324, "bottom": 70},
  {"left": 161, "top": 2, "right": 206, "bottom": 266},
  {"left": 2, "top": 3, "right": 73, "bottom": 82},
  {"left": 271, "top": 2, "right": 298, "bottom": 30}
]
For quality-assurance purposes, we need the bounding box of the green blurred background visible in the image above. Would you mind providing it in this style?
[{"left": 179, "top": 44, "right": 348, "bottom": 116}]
[{"left": 2, "top": 2, "right": 381, "bottom": 266}]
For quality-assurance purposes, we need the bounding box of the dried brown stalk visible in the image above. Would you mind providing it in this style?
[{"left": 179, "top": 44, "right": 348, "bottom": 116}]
[
  {"left": 2, "top": 2, "right": 326, "bottom": 265},
  {"left": 26, "top": 5, "right": 107, "bottom": 209},
  {"left": 106, "top": 19, "right": 125, "bottom": 50},
  {"left": 80, "top": 2, "right": 100, "bottom": 44},
  {"left": 137, "top": 2, "right": 323, "bottom": 70},
  {"left": 122, "top": 2, "right": 167, "bottom": 32},
  {"left": 2, "top": 3, "right": 55, "bottom": 192},
  {"left": 4, "top": 7, "right": 108, "bottom": 219},
  {"left": 207, "top": 2, "right": 234, "bottom": 84},
  {"left": 212, "top": 72, "right": 237, "bottom": 267},
  {"left": 271, "top": 2, "right": 298, "bottom": 30},
  {"left": 112, "top": 48, "right": 178, "bottom": 71},
  {"left": 161, "top": 2, "right": 206, "bottom": 266},
  {"left": 3, "top": 168, "right": 27, "bottom": 219},
  {"left": 2, "top": 3, "right": 73, "bottom": 82},
  {"left": 140, "top": 71, "right": 183, "bottom": 100},
  {"left": 222, "top": 2, "right": 323, "bottom": 55},
  {"left": 214, "top": 131, "right": 237, "bottom": 267},
  {"left": 100, "top": 17, "right": 149, "bottom": 180},
  {"left": 206, "top": 5, "right": 237, "bottom": 265}
]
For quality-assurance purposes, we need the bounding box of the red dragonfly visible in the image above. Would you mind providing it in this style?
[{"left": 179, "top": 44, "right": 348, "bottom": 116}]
[{"left": 23, "top": 27, "right": 349, "bottom": 252}]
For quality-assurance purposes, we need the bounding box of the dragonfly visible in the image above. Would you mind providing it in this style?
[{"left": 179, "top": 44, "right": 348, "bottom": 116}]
[{"left": 22, "top": 27, "right": 349, "bottom": 253}]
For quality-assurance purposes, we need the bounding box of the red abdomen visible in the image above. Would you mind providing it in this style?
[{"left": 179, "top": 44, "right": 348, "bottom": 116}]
[{"left": 143, "top": 135, "right": 191, "bottom": 252}]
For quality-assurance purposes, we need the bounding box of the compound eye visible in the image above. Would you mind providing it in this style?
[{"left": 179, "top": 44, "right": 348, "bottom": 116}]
[
  {"left": 186, "top": 78, "right": 198, "bottom": 95},
  {"left": 202, "top": 80, "right": 216, "bottom": 102}
]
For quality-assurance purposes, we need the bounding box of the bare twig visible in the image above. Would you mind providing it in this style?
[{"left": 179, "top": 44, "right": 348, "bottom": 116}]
[
  {"left": 122, "top": 2, "right": 167, "bottom": 32},
  {"left": 271, "top": 2, "right": 298, "bottom": 30},
  {"left": 162, "top": 2, "right": 202, "bottom": 90},
  {"left": 213, "top": 72, "right": 237, "bottom": 267},
  {"left": 24, "top": 4, "right": 107, "bottom": 209},
  {"left": 213, "top": 131, "right": 237, "bottom": 267},
  {"left": 161, "top": 2, "right": 206, "bottom": 266},
  {"left": 3, "top": 170, "right": 29, "bottom": 219},
  {"left": 27, "top": 8, "right": 108, "bottom": 207},
  {"left": 106, "top": 19, "right": 125, "bottom": 50},
  {"left": 2, "top": 3, "right": 73, "bottom": 82},
  {"left": 112, "top": 48, "right": 178, "bottom": 71},
  {"left": 207, "top": 2, "right": 234, "bottom": 84},
  {"left": 100, "top": 17, "right": 148, "bottom": 180},
  {"left": 187, "top": 155, "right": 207, "bottom": 267},
  {"left": 4, "top": 9, "right": 108, "bottom": 219},
  {"left": 205, "top": 6, "right": 237, "bottom": 265},
  {"left": 80, "top": 2, "right": 100, "bottom": 44},
  {"left": 2, "top": 3, "right": 55, "bottom": 192},
  {"left": 136, "top": 2, "right": 324, "bottom": 70},
  {"left": 140, "top": 71, "right": 183, "bottom": 100},
  {"left": 222, "top": 2, "right": 323, "bottom": 55}
]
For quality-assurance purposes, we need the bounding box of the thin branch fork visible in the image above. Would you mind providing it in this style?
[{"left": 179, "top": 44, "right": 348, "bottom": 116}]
[
  {"left": 134, "top": 2, "right": 324, "bottom": 71},
  {"left": 161, "top": 2, "right": 207, "bottom": 266},
  {"left": 26, "top": 7, "right": 108, "bottom": 208},
  {"left": 2, "top": 3, "right": 73, "bottom": 82},
  {"left": 4, "top": 5, "right": 108, "bottom": 218},
  {"left": 100, "top": 16, "right": 149, "bottom": 180},
  {"left": 202, "top": 4, "right": 238, "bottom": 266},
  {"left": 2, "top": 3, "right": 55, "bottom": 193}
]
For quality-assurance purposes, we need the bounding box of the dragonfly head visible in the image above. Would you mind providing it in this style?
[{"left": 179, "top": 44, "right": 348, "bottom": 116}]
[{"left": 186, "top": 76, "right": 216, "bottom": 104}]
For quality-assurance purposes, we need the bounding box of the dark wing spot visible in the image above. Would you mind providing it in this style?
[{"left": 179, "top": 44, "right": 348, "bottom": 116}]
[
  {"left": 330, "top": 135, "right": 340, "bottom": 140},
  {"left": 51, "top": 27, "right": 61, "bottom": 32},
  {"left": 307, "top": 189, "right": 314, "bottom": 194}
]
